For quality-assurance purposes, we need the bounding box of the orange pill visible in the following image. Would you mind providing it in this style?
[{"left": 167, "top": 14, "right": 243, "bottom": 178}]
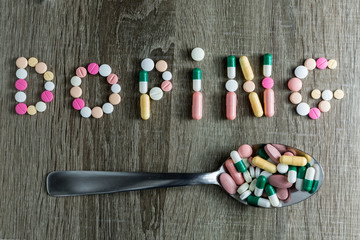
[
  {"left": 35, "top": 62, "right": 47, "bottom": 74},
  {"left": 91, "top": 106, "right": 103, "bottom": 118},
  {"left": 155, "top": 60, "right": 168, "bottom": 72},
  {"left": 70, "top": 86, "right": 82, "bottom": 98},
  {"left": 109, "top": 93, "right": 121, "bottom": 105},
  {"left": 16, "top": 57, "right": 28, "bottom": 68},
  {"left": 242, "top": 81, "right": 255, "bottom": 93}
]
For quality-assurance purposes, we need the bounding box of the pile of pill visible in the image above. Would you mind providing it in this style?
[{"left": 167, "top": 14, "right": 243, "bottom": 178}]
[
  {"left": 139, "top": 58, "right": 173, "bottom": 120},
  {"left": 191, "top": 47, "right": 205, "bottom": 120},
  {"left": 71, "top": 63, "right": 121, "bottom": 118},
  {"left": 219, "top": 143, "right": 321, "bottom": 208},
  {"left": 15, "top": 57, "right": 55, "bottom": 115},
  {"left": 288, "top": 58, "right": 344, "bottom": 119}
]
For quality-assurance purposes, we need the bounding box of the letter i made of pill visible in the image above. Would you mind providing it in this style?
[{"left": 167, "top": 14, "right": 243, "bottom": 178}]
[
  {"left": 225, "top": 55, "right": 238, "bottom": 120},
  {"left": 192, "top": 68, "right": 203, "bottom": 120}
]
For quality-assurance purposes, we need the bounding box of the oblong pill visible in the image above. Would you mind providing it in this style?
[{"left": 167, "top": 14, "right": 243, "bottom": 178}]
[
  {"left": 192, "top": 91, "right": 203, "bottom": 120},
  {"left": 219, "top": 173, "right": 237, "bottom": 195},
  {"left": 279, "top": 155, "right": 307, "bottom": 166},
  {"left": 264, "top": 144, "right": 281, "bottom": 163},
  {"left": 140, "top": 94, "right": 150, "bottom": 120},
  {"left": 269, "top": 174, "right": 293, "bottom": 188},
  {"left": 239, "top": 56, "right": 254, "bottom": 81},
  {"left": 224, "top": 159, "right": 245, "bottom": 185},
  {"left": 264, "top": 88, "right": 274, "bottom": 117},
  {"left": 226, "top": 92, "right": 237, "bottom": 120},
  {"left": 249, "top": 92, "right": 264, "bottom": 117},
  {"left": 252, "top": 156, "right": 277, "bottom": 173}
]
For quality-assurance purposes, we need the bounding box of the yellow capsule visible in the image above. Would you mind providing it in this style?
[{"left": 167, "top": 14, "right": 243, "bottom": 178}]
[
  {"left": 279, "top": 155, "right": 307, "bottom": 166},
  {"left": 249, "top": 92, "right": 264, "bottom": 117},
  {"left": 252, "top": 156, "right": 277, "bottom": 173},
  {"left": 239, "top": 56, "right": 254, "bottom": 81},
  {"left": 140, "top": 94, "right": 150, "bottom": 120}
]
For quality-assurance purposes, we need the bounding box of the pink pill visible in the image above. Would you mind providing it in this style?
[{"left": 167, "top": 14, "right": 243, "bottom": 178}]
[
  {"left": 15, "top": 79, "right": 28, "bottom": 91},
  {"left": 271, "top": 144, "right": 287, "bottom": 154},
  {"left": 41, "top": 91, "right": 54, "bottom": 103},
  {"left": 269, "top": 175, "right": 293, "bottom": 188},
  {"left": 76, "top": 67, "right": 87, "bottom": 78},
  {"left": 15, "top": 103, "right": 27, "bottom": 115},
  {"left": 264, "top": 144, "right": 281, "bottom": 164},
  {"left": 248, "top": 157, "right": 255, "bottom": 167},
  {"left": 276, "top": 188, "right": 289, "bottom": 200},
  {"left": 283, "top": 151, "right": 294, "bottom": 156},
  {"left": 308, "top": 107, "right": 321, "bottom": 119},
  {"left": 224, "top": 159, "right": 245, "bottom": 186},
  {"left": 286, "top": 148, "right": 297, "bottom": 156},
  {"left": 287, "top": 78, "right": 302, "bottom": 91},
  {"left": 161, "top": 80, "right": 173, "bottom": 92},
  {"left": 72, "top": 98, "right": 85, "bottom": 110},
  {"left": 87, "top": 63, "right": 99, "bottom": 75},
  {"left": 262, "top": 77, "right": 274, "bottom": 89},
  {"left": 226, "top": 92, "right": 237, "bottom": 120},
  {"left": 107, "top": 73, "right": 118, "bottom": 85},
  {"left": 316, "top": 57, "right": 328, "bottom": 69},
  {"left": 238, "top": 144, "right": 253, "bottom": 158},
  {"left": 264, "top": 88, "right": 274, "bottom": 117},
  {"left": 284, "top": 190, "right": 292, "bottom": 203},
  {"left": 219, "top": 173, "right": 237, "bottom": 195},
  {"left": 192, "top": 91, "right": 203, "bottom": 120}
]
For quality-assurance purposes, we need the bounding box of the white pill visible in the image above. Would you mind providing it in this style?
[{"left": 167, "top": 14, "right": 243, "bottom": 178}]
[
  {"left": 111, "top": 84, "right": 121, "bottom": 93},
  {"left": 239, "top": 190, "right": 252, "bottom": 200},
  {"left": 35, "top": 101, "right": 47, "bottom": 112},
  {"left": 149, "top": 87, "right": 163, "bottom": 101},
  {"left": 255, "top": 167, "right": 261, "bottom": 178},
  {"left": 102, "top": 102, "right": 114, "bottom": 114},
  {"left": 71, "top": 76, "right": 82, "bottom": 86},
  {"left": 162, "top": 71, "right": 172, "bottom": 81},
  {"left": 15, "top": 91, "right": 26, "bottom": 102},
  {"left": 243, "top": 170, "right": 252, "bottom": 183},
  {"left": 16, "top": 68, "right": 28, "bottom": 79},
  {"left": 249, "top": 179, "right": 257, "bottom": 191},
  {"left": 225, "top": 79, "right": 239, "bottom": 92},
  {"left": 191, "top": 47, "right": 205, "bottom": 61},
  {"left": 277, "top": 163, "right": 289, "bottom": 174},
  {"left": 99, "top": 64, "right": 112, "bottom": 77},
  {"left": 322, "top": 89, "right": 333, "bottom": 101},
  {"left": 80, "top": 107, "right": 92, "bottom": 118},
  {"left": 294, "top": 66, "right": 308, "bottom": 79},
  {"left": 237, "top": 182, "right": 249, "bottom": 195},
  {"left": 249, "top": 166, "right": 255, "bottom": 178},
  {"left": 296, "top": 102, "right": 310, "bottom": 116},
  {"left": 44, "top": 82, "right": 55, "bottom": 91},
  {"left": 141, "top": 58, "right": 154, "bottom": 71}
]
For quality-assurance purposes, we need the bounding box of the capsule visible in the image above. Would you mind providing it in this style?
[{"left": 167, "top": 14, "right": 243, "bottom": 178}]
[
  {"left": 279, "top": 155, "right": 307, "bottom": 166},
  {"left": 252, "top": 156, "right": 277, "bottom": 173},
  {"left": 295, "top": 166, "right": 306, "bottom": 191},
  {"left": 230, "top": 151, "right": 247, "bottom": 173},
  {"left": 226, "top": 92, "right": 237, "bottom": 120},
  {"left": 140, "top": 94, "right": 150, "bottom": 120},
  {"left": 303, "top": 167, "right": 315, "bottom": 191},
  {"left": 287, "top": 166, "right": 297, "bottom": 183},
  {"left": 139, "top": 70, "right": 148, "bottom": 94},
  {"left": 264, "top": 88, "right": 274, "bottom": 117},
  {"left": 239, "top": 56, "right": 254, "bottom": 81},
  {"left": 265, "top": 184, "right": 280, "bottom": 207},
  {"left": 254, "top": 175, "right": 266, "bottom": 197},
  {"left": 258, "top": 147, "right": 269, "bottom": 160},
  {"left": 192, "top": 68, "right": 201, "bottom": 92},
  {"left": 247, "top": 195, "right": 271, "bottom": 208},
  {"left": 192, "top": 91, "right": 203, "bottom": 120},
  {"left": 310, "top": 164, "right": 321, "bottom": 193},
  {"left": 263, "top": 53, "right": 272, "bottom": 77},
  {"left": 249, "top": 92, "right": 264, "bottom": 117},
  {"left": 227, "top": 55, "right": 236, "bottom": 79}
]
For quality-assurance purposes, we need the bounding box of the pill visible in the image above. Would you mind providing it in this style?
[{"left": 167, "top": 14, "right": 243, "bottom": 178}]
[
  {"left": 276, "top": 188, "right": 289, "bottom": 200},
  {"left": 255, "top": 167, "right": 261, "bottom": 178},
  {"left": 41, "top": 91, "right": 54, "bottom": 103},
  {"left": 27, "top": 105, "right": 37, "bottom": 115},
  {"left": 265, "top": 184, "right": 280, "bottom": 207},
  {"left": 161, "top": 81, "right": 173, "bottom": 92},
  {"left": 70, "top": 86, "right": 82, "bottom": 98},
  {"left": 219, "top": 173, "right": 237, "bottom": 195},
  {"left": 80, "top": 107, "right": 92, "bottom": 118},
  {"left": 191, "top": 47, "right": 205, "bottom": 61},
  {"left": 71, "top": 76, "right": 82, "bottom": 87},
  {"left": 111, "top": 84, "right": 121, "bottom": 93},
  {"left": 327, "top": 59, "right": 337, "bottom": 69},
  {"left": 316, "top": 57, "right": 328, "bottom": 69},
  {"left": 294, "top": 66, "right": 308, "bottom": 79},
  {"left": 72, "top": 98, "right": 85, "bottom": 110},
  {"left": 322, "top": 89, "right": 333, "bottom": 100},
  {"left": 224, "top": 159, "right": 245, "bottom": 185},
  {"left": 107, "top": 73, "right": 118, "bottom": 85},
  {"left": 264, "top": 144, "right": 281, "bottom": 163},
  {"left": 308, "top": 107, "right": 321, "bottom": 120},
  {"left": 225, "top": 79, "right": 238, "bottom": 92},
  {"left": 247, "top": 195, "right": 271, "bottom": 208},
  {"left": 271, "top": 144, "right": 287, "bottom": 154},
  {"left": 99, "top": 64, "right": 112, "bottom": 77},
  {"left": 333, "top": 89, "right": 344, "bottom": 99},
  {"left": 91, "top": 106, "right": 103, "bottom": 118},
  {"left": 239, "top": 56, "right": 254, "bottom": 81},
  {"left": 239, "top": 190, "right": 252, "bottom": 200},
  {"left": 44, "top": 71, "right": 54, "bottom": 81},
  {"left": 109, "top": 93, "right": 121, "bottom": 105},
  {"left": 258, "top": 147, "right": 270, "bottom": 160},
  {"left": 243, "top": 170, "right": 252, "bottom": 183},
  {"left": 16, "top": 57, "right": 28, "bottom": 68},
  {"left": 289, "top": 92, "right": 302, "bottom": 104},
  {"left": 252, "top": 156, "right": 277, "bottom": 173},
  {"left": 28, "top": 57, "right": 38, "bottom": 67},
  {"left": 249, "top": 166, "right": 255, "bottom": 178},
  {"left": 264, "top": 88, "right": 274, "bottom": 118},
  {"left": 76, "top": 67, "right": 87, "bottom": 78},
  {"left": 15, "top": 79, "right": 27, "bottom": 91},
  {"left": 249, "top": 92, "right": 264, "bottom": 117},
  {"left": 287, "top": 78, "right": 302, "bottom": 91},
  {"left": 268, "top": 175, "right": 293, "bottom": 188},
  {"left": 16, "top": 68, "right": 27, "bottom": 79},
  {"left": 304, "top": 58, "right": 316, "bottom": 70},
  {"left": 284, "top": 151, "right": 294, "bottom": 156},
  {"left": 277, "top": 163, "right": 289, "bottom": 174},
  {"left": 227, "top": 55, "right": 236, "bottom": 79},
  {"left": 310, "top": 164, "right": 321, "bottom": 194},
  {"left": 287, "top": 166, "right": 297, "bottom": 183},
  {"left": 254, "top": 175, "right": 266, "bottom": 197},
  {"left": 279, "top": 155, "right": 307, "bottom": 166},
  {"left": 303, "top": 167, "right": 315, "bottom": 191},
  {"left": 44, "top": 82, "right": 55, "bottom": 91},
  {"left": 15, "top": 103, "right": 27, "bottom": 115},
  {"left": 141, "top": 58, "right": 155, "bottom": 71},
  {"left": 139, "top": 70, "right": 148, "bottom": 94},
  {"left": 237, "top": 182, "right": 249, "bottom": 195},
  {"left": 262, "top": 77, "right": 274, "bottom": 89},
  {"left": 162, "top": 71, "right": 172, "bottom": 81},
  {"left": 249, "top": 179, "right": 257, "bottom": 191},
  {"left": 140, "top": 94, "right": 150, "bottom": 120},
  {"left": 226, "top": 92, "right": 237, "bottom": 120},
  {"left": 296, "top": 102, "right": 310, "bottom": 116},
  {"left": 88, "top": 63, "right": 99, "bottom": 75},
  {"left": 35, "top": 62, "right": 47, "bottom": 74},
  {"left": 155, "top": 60, "right": 168, "bottom": 72},
  {"left": 192, "top": 91, "right": 203, "bottom": 120},
  {"left": 35, "top": 101, "right": 46, "bottom": 112},
  {"left": 15, "top": 91, "right": 26, "bottom": 102},
  {"left": 149, "top": 87, "right": 163, "bottom": 101},
  {"left": 242, "top": 81, "right": 255, "bottom": 93},
  {"left": 295, "top": 166, "right": 306, "bottom": 191},
  {"left": 102, "top": 102, "right": 114, "bottom": 114},
  {"left": 242, "top": 158, "right": 250, "bottom": 169},
  {"left": 230, "top": 151, "right": 247, "bottom": 173},
  {"left": 263, "top": 53, "right": 272, "bottom": 77},
  {"left": 311, "top": 89, "right": 321, "bottom": 99},
  {"left": 238, "top": 144, "right": 253, "bottom": 158},
  {"left": 192, "top": 68, "right": 201, "bottom": 92}
]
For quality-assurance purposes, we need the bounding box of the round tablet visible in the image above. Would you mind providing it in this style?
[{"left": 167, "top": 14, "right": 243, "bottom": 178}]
[
  {"left": 16, "top": 68, "right": 28, "bottom": 79},
  {"left": 99, "top": 64, "right": 112, "bottom": 77},
  {"left": 71, "top": 76, "right": 82, "bottom": 86},
  {"left": 304, "top": 58, "right": 316, "bottom": 70},
  {"left": 41, "top": 91, "right": 53, "bottom": 103},
  {"left": 162, "top": 71, "right": 172, "bottom": 81},
  {"left": 102, "top": 102, "right": 114, "bottom": 114},
  {"left": 141, "top": 58, "right": 154, "bottom": 71},
  {"left": 70, "top": 86, "right": 82, "bottom": 98},
  {"left": 35, "top": 62, "right": 47, "bottom": 74},
  {"left": 289, "top": 92, "right": 302, "bottom": 104},
  {"left": 44, "top": 82, "right": 55, "bottom": 91},
  {"left": 109, "top": 93, "right": 121, "bottom": 105},
  {"left": 15, "top": 103, "right": 27, "bottom": 115},
  {"left": 327, "top": 59, "right": 337, "bottom": 69},
  {"left": 76, "top": 67, "right": 87, "bottom": 78},
  {"left": 80, "top": 107, "right": 92, "bottom": 118},
  {"left": 161, "top": 81, "right": 173, "bottom": 92},
  {"left": 322, "top": 89, "right": 333, "bottom": 101},
  {"left": 287, "top": 78, "right": 302, "bottom": 91},
  {"left": 308, "top": 108, "right": 321, "bottom": 120},
  {"left": 91, "top": 106, "right": 103, "bottom": 118},
  {"left": 15, "top": 91, "right": 26, "bottom": 102},
  {"left": 333, "top": 89, "right": 344, "bottom": 99},
  {"left": 107, "top": 73, "right": 118, "bottom": 85},
  {"left": 111, "top": 84, "right": 121, "bottom": 93},
  {"left": 44, "top": 71, "right": 54, "bottom": 81},
  {"left": 16, "top": 57, "right": 28, "bottom": 68},
  {"left": 28, "top": 57, "right": 38, "bottom": 67},
  {"left": 149, "top": 87, "right": 164, "bottom": 100},
  {"left": 262, "top": 77, "right": 274, "bottom": 89},
  {"left": 242, "top": 81, "right": 255, "bottom": 93},
  {"left": 191, "top": 47, "right": 205, "bottom": 61},
  {"left": 155, "top": 60, "right": 168, "bottom": 72},
  {"left": 311, "top": 89, "right": 321, "bottom": 99},
  {"left": 294, "top": 66, "right": 308, "bottom": 79},
  {"left": 88, "top": 63, "right": 99, "bottom": 75},
  {"left": 72, "top": 98, "right": 85, "bottom": 110},
  {"left": 225, "top": 79, "right": 239, "bottom": 92},
  {"left": 296, "top": 102, "right": 310, "bottom": 116},
  {"left": 35, "top": 101, "right": 47, "bottom": 112},
  {"left": 27, "top": 105, "right": 37, "bottom": 115},
  {"left": 316, "top": 58, "right": 328, "bottom": 69},
  {"left": 318, "top": 100, "right": 331, "bottom": 112},
  {"left": 15, "top": 79, "right": 27, "bottom": 91}
]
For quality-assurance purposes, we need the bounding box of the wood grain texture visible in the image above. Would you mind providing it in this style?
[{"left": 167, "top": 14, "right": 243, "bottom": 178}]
[{"left": 0, "top": 0, "right": 359, "bottom": 239}]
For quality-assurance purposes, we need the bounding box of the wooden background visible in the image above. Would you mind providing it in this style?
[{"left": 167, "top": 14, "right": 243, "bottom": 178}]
[{"left": 0, "top": 0, "right": 359, "bottom": 239}]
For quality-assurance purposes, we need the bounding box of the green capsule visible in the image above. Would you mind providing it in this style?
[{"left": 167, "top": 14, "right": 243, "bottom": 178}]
[
  {"left": 263, "top": 53, "right": 272, "bottom": 77},
  {"left": 247, "top": 195, "right": 271, "bottom": 208},
  {"left": 263, "top": 53, "right": 272, "bottom": 65},
  {"left": 265, "top": 184, "right": 276, "bottom": 196},
  {"left": 227, "top": 55, "right": 236, "bottom": 67},
  {"left": 234, "top": 161, "right": 247, "bottom": 173},
  {"left": 139, "top": 70, "right": 148, "bottom": 82},
  {"left": 192, "top": 68, "right": 201, "bottom": 80},
  {"left": 297, "top": 166, "right": 306, "bottom": 179},
  {"left": 256, "top": 175, "right": 267, "bottom": 189},
  {"left": 303, "top": 167, "right": 315, "bottom": 191},
  {"left": 258, "top": 147, "right": 269, "bottom": 160}
]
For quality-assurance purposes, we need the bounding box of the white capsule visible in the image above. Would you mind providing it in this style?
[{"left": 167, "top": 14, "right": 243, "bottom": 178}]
[
  {"left": 139, "top": 82, "right": 148, "bottom": 94},
  {"left": 255, "top": 167, "right": 261, "bottom": 178},
  {"left": 237, "top": 182, "right": 249, "bottom": 195},
  {"left": 227, "top": 67, "right": 236, "bottom": 79},
  {"left": 295, "top": 179, "right": 303, "bottom": 191},
  {"left": 263, "top": 65, "right": 272, "bottom": 77},
  {"left": 239, "top": 190, "right": 252, "bottom": 200},
  {"left": 249, "top": 166, "right": 255, "bottom": 178},
  {"left": 288, "top": 169, "right": 297, "bottom": 183},
  {"left": 313, "top": 164, "right": 321, "bottom": 181},
  {"left": 15, "top": 91, "right": 26, "bottom": 102},
  {"left": 305, "top": 167, "right": 315, "bottom": 181},
  {"left": 243, "top": 170, "right": 252, "bottom": 183},
  {"left": 258, "top": 198, "right": 271, "bottom": 208},
  {"left": 254, "top": 187, "right": 263, "bottom": 197},
  {"left": 249, "top": 179, "right": 257, "bottom": 191},
  {"left": 193, "top": 80, "right": 201, "bottom": 92},
  {"left": 277, "top": 163, "right": 289, "bottom": 174},
  {"left": 268, "top": 194, "right": 280, "bottom": 207}
]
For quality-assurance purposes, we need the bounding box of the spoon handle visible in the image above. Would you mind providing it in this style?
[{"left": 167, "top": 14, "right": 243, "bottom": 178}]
[{"left": 47, "top": 171, "right": 221, "bottom": 197}]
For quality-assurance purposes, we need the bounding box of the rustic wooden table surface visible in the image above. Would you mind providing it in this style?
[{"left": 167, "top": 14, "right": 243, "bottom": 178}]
[{"left": 0, "top": 0, "right": 359, "bottom": 239}]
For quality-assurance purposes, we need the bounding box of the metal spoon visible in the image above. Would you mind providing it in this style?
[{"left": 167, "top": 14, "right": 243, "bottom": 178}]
[{"left": 46, "top": 144, "right": 324, "bottom": 208}]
